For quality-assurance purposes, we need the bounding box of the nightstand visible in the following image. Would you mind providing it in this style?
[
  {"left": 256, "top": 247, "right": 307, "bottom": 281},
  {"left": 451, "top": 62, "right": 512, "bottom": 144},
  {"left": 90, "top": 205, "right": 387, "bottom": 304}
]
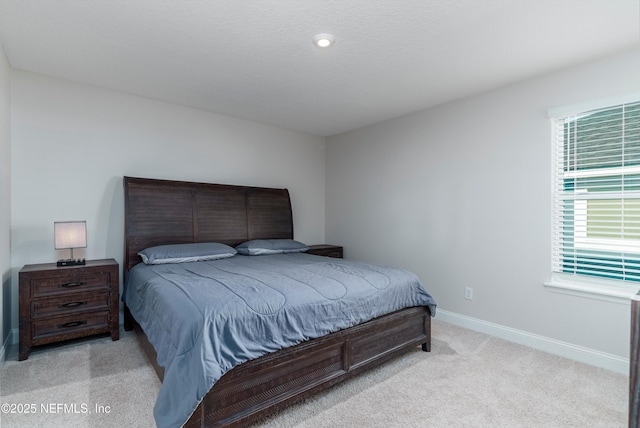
[
  {"left": 18, "top": 258, "right": 119, "bottom": 361},
  {"left": 307, "top": 245, "right": 343, "bottom": 259}
]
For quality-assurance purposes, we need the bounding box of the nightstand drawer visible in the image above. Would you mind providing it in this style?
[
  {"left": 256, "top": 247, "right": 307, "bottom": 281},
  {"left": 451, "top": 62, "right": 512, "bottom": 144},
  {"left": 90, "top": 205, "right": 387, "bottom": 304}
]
[
  {"left": 31, "top": 291, "right": 110, "bottom": 318},
  {"left": 32, "top": 311, "right": 110, "bottom": 341},
  {"left": 30, "top": 272, "right": 110, "bottom": 297}
]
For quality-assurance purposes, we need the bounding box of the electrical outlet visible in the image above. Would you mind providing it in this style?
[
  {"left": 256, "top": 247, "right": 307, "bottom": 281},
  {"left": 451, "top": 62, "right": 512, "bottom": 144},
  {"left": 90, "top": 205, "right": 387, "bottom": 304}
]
[{"left": 464, "top": 287, "right": 473, "bottom": 300}]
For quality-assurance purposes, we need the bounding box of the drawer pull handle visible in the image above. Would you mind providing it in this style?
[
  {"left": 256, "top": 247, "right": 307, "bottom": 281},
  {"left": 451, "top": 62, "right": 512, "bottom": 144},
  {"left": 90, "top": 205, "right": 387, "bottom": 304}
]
[
  {"left": 59, "top": 301, "right": 86, "bottom": 308},
  {"left": 60, "top": 281, "right": 87, "bottom": 288},
  {"left": 59, "top": 321, "right": 87, "bottom": 329}
]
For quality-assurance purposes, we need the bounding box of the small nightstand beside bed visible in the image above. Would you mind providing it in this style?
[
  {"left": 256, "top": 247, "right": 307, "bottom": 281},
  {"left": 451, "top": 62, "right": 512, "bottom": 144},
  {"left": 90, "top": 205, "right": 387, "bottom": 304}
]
[
  {"left": 19, "top": 259, "right": 119, "bottom": 361},
  {"left": 121, "top": 176, "right": 436, "bottom": 428}
]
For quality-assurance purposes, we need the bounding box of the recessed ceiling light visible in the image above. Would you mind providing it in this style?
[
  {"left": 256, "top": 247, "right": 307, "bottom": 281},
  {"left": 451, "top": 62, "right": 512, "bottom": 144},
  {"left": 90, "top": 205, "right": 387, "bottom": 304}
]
[{"left": 313, "top": 33, "right": 334, "bottom": 48}]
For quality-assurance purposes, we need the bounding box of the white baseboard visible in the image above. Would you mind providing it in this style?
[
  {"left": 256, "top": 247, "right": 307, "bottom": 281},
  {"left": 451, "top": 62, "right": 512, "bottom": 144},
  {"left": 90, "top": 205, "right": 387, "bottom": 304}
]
[{"left": 436, "top": 309, "right": 630, "bottom": 375}]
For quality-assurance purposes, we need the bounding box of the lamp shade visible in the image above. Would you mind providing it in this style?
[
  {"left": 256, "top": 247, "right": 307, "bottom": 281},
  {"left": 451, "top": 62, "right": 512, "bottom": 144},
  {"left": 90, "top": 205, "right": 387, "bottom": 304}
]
[{"left": 54, "top": 221, "right": 87, "bottom": 250}]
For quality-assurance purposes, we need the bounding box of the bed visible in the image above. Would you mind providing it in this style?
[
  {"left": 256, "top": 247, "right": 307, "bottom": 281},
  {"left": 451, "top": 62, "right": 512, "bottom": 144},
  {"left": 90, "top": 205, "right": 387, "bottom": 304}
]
[{"left": 121, "top": 176, "right": 436, "bottom": 428}]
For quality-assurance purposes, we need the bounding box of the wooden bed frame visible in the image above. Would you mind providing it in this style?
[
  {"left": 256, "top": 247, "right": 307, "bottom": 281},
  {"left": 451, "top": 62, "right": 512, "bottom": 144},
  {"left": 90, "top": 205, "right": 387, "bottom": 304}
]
[{"left": 122, "top": 176, "right": 432, "bottom": 428}]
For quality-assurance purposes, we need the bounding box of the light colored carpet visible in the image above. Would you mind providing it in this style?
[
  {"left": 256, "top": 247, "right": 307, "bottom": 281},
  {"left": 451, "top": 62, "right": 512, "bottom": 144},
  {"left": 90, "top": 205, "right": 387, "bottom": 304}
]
[{"left": 0, "top": 319, "right": 628, "bottom": 427}]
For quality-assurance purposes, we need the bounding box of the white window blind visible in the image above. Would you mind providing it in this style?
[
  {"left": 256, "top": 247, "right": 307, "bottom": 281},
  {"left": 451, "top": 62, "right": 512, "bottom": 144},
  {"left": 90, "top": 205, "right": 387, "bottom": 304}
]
[{"left": 551, "top": 99, "right": 640, "bottom": 283}]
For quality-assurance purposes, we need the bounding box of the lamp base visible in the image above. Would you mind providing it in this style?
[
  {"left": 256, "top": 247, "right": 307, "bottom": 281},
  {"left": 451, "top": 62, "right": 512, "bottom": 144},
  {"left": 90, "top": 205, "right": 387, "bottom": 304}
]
[{"left": 57, "top": 258, "right": 86, "bottom": 267}]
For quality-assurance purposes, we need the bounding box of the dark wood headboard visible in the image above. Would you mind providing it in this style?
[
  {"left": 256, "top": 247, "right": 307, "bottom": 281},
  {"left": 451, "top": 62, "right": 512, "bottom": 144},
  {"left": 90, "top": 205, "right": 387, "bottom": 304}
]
[{"left": 123, "top": 176, "right": 293, "bottom": 274}]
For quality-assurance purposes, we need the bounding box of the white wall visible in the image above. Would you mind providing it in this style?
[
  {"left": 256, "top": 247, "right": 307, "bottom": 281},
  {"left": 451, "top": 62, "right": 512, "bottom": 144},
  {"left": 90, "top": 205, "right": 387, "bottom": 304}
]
[
  {"left": 326, "top": 48, "right": 640, "bottom": 362},
  {"left": 0, "top": 41, "right": 11, "bottom": 358},
  {"left": 9, "top": 71, "right": 326, "bottom": 332}
]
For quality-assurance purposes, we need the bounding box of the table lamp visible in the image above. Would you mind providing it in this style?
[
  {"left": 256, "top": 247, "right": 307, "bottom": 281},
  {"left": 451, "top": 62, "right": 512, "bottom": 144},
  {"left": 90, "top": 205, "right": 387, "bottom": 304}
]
[{"left": 54, "top": 221, "right": 87, "bottom": 266}]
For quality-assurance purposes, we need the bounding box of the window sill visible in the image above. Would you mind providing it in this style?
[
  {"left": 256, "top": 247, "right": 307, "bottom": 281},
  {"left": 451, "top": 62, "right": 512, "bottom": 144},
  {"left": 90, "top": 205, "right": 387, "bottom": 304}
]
[{"left": 544, "top": 274, "right": 639, "bottom": 305}]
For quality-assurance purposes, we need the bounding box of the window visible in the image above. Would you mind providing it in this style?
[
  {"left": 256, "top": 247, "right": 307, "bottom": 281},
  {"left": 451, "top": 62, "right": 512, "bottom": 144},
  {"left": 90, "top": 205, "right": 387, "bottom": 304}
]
[{"left": 551, "top": 99, "right": 640, "bottom": 283}]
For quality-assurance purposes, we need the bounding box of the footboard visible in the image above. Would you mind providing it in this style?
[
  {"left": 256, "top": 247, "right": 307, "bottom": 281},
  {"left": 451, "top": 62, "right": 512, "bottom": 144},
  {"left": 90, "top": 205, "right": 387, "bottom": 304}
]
[
  {"left": 127, "top": 304, "right": 431, "bottom": 427},
  {"left": 183, "top": 305, "right": 431, "bottom": 428}
]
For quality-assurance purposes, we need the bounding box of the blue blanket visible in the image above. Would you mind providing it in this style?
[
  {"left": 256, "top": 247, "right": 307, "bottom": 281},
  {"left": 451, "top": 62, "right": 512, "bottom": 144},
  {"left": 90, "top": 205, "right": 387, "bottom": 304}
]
[{"left": 123, "top": 253, "right": 436, "bottom": 428}]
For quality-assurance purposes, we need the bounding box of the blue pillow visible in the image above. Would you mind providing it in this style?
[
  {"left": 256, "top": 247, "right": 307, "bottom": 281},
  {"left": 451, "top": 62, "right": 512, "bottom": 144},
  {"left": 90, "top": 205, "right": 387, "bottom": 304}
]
[
  {"left": 235, "top": 239, "right": 308, "bottom": 255},
  {"left": 139, "top": 242, "right": 237, "bottom": 264}
]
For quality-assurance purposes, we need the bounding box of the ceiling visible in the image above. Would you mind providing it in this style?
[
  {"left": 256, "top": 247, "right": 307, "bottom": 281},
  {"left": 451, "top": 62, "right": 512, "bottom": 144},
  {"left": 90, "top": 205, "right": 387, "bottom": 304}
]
[{"left": 0, "top": 1, "right": 638, "bottom": 137}]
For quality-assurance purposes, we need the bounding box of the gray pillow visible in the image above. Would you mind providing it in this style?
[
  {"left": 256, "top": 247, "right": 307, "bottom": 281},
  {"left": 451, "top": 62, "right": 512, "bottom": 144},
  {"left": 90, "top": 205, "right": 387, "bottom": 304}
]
[
  {"left": 235, "top": 239, "right": 308, "bottom": 255},
  {"left": 139, "top": 242, "right": 237, "bottom": 264}
]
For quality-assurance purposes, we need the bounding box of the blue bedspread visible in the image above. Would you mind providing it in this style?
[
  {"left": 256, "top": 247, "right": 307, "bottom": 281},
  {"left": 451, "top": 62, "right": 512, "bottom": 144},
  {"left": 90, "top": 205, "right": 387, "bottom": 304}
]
[{"left": 123, "top": 253, "right": 436, "bottom": 428}]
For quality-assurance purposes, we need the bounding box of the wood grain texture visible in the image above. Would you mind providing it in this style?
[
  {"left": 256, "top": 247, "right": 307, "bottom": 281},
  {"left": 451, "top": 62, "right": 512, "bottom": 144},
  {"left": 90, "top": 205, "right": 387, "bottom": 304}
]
[
  {"left": 19, "top": 259, "right": 119, "bottom": 361},
  {"left": 122, "top": 176, "right": 431, "bottom": 427},
  {"left": 123, "top": 176, "right": 292, "bottom": 275}
]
